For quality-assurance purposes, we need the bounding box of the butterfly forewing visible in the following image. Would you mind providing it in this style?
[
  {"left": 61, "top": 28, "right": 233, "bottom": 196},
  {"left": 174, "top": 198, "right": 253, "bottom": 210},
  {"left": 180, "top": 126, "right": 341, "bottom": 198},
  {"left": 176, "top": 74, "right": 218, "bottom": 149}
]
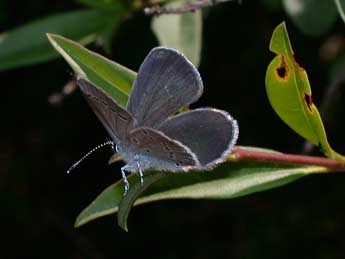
[
  {"left": 129, "top": 127, "right": 199, "bottom": 169},
  {"left": 77, "top": 78, "right": 135, "bottom": 144},
  {"left": 158, "top": 108, "right": 239, "bottom": 167},
  {"left": 127, "top": 47, "right": 203, "bottom": 128}
]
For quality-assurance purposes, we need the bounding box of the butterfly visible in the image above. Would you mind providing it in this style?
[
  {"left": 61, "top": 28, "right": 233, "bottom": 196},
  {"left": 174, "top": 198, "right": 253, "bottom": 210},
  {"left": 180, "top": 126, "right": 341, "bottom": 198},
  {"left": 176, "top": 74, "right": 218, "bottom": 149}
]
[{"left": 75, "top": 47, "right": 239, "bottom": 195}]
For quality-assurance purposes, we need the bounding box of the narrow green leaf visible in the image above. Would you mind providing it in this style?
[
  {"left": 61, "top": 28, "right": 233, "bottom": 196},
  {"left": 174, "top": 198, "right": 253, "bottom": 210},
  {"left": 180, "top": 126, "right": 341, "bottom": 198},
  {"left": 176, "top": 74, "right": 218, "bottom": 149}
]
[
  {"left": 0, "top": 10, "right": 116, "bottom": 71},
  {"left": 283, "top": 0, "right": 337, "bottom": 37},
  {"left": 76, "top": 0, "right": 127, "bottom": 13},
  {"left": 151, "top": 0, "right": 202, "bottom": 66},
  {"left": 265, "top": 22, "right": 345, "bottom": 163},
  {"left": 334, "top": 0, "right": 345, "bottom": 24},
  {"left": 74, "top": 174, "right": 135, "bottom": 228},
  {"left": 75, "top": 147, "right": 329, "bottom": 228},
  {"left": 117, "top": 172, "right": 165, "bottom": 231},
  {"left": 47, "top": 34, "right": 136, "bottom": 107}
]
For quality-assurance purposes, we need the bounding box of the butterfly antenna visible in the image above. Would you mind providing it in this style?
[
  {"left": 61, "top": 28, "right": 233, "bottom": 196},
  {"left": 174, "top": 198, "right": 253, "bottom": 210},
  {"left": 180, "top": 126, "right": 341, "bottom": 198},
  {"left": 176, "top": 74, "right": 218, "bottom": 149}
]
[
  {"left": 67, "top": 141, "right": 114, "bottom": 174},
  {"left": 106, "top": 136, "right": 116, "bottom": 152}
]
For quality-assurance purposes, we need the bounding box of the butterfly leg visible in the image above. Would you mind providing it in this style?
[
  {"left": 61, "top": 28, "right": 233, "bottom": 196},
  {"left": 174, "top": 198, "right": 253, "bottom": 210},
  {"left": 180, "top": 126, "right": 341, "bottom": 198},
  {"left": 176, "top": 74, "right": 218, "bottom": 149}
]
[
  {"left": 111, "top": 142, "right": 116, "bottom": 152},
  {"left": 135, "top": 158, "right": 144, "bottom": 187},
  {"left": 120, "top": 167, "right": 130, "bottom": 196},
  {"left": 134, "top": 155, "right": 144, "bottom": 186}
]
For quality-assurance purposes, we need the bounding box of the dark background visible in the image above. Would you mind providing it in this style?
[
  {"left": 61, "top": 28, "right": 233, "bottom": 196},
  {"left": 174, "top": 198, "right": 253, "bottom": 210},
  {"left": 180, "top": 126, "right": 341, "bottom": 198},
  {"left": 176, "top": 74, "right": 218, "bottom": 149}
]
[{"left": 1, "top": 1, "right": 345, "bottom": 258}]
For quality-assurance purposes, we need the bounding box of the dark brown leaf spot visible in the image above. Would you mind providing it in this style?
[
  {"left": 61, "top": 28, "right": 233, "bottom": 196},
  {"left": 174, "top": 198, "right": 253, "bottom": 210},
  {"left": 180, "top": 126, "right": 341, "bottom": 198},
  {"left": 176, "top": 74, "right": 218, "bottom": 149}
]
[
  {"left": 277, "top": 66, "right": 286, "bottom": 78},
  {"left": 304, "top": 93, "right": 313, "bottom": 112},
  {"left": 276, "top": 55, "right": 289, "bottom": 80},
  {"left": 293, "top": 54, "right": 305, "bottom": 72}
]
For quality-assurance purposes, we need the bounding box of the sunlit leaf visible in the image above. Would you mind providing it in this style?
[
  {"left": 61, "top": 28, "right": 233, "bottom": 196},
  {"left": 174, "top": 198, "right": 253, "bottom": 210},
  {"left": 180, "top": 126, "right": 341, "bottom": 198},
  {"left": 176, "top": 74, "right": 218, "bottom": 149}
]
[
  {"left": 75, "top": 148, "right": 329, "bottom": 229},
  {"left": 47, "top": 34, "right": 136, "bottom": 107},
  {"left": 265, "top": 22, "right": 345, "bottom": 163},
  {"left": 151, "top": 0, "right": 202, "bottom": 66},
  {"left": 0, "top": 10, "right": 117, "bottom": 71},
  {"left": 283, "top": 0, "right": 337, "bottom": 37}
]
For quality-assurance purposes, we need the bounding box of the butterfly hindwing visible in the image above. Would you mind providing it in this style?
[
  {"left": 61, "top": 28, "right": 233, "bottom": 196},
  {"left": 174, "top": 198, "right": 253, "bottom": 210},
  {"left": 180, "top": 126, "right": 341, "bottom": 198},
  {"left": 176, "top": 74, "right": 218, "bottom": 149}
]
[
  {"left": 158, "top": 108, "right": 239, "bottom": 167},
  {"left": 129, "top": 127, "right": 199, "bottom": 170}
]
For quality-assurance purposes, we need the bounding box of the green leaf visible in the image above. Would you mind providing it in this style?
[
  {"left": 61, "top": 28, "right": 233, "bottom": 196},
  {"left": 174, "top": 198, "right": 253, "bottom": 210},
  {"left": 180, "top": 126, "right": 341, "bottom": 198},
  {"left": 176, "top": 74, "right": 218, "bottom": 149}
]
[
  {"left": 76, "top": 0, "right": 127, "bottom": 14},
  {"left": 151, "top": 0, "right": 202, "bottom": 66},
  {"left": 75, "top": 147, "right": 329, "bottom": 229},
  {"left": 0, "top": 9, "right": 117, "bottom": 71},
  {"left": 334, "top": 0, "right": 345, "bottom": 24},
  {"left": 265, "top": 22, "right": 345, "bottom": 163},
  {"left": 283, "top": 0, "right": 337, "bottom": 37},
  {"left": 117, "top": 172, "right": 165, "bottom": 231},
  {"left": 47, "top": 34, "right": 136, "bottom": 107}
]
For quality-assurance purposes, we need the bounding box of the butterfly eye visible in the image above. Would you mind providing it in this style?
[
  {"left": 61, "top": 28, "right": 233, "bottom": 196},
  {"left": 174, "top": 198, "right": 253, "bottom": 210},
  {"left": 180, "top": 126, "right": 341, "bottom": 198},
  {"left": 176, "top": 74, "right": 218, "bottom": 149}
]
[
  {"left": 145, "top": 149, "right": 151, "bottom": 153},
  {"left": 175, "top": 162, "right": 181, "bottom": 166}
]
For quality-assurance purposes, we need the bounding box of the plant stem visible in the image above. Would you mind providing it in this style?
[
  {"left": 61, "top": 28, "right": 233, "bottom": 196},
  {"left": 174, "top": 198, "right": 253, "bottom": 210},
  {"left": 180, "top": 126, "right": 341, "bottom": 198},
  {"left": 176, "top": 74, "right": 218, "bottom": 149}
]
[{"left": 231, "top": 146, "right": 345, "bottom": 169}]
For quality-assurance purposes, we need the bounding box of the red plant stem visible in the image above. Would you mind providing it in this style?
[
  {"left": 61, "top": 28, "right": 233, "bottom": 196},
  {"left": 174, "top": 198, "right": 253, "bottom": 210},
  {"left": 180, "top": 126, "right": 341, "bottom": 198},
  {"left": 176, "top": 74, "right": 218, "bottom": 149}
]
[{"left": 232, "top": 146, "right": 345, "bottom": 169}]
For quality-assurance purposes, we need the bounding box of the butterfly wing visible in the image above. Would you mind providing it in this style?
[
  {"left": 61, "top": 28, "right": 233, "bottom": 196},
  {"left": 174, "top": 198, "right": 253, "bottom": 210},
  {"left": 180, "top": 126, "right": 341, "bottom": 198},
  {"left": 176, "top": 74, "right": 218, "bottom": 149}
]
[
  {"left": 129, "top": 127, "right": 200, "bottom": 171},
  {"left": 158, "top": 108, "right": 239, "bottom": 168},
  {"left": 77, "top": 78, "right": 135, "bottom": 144},
  {"left": 127, "top": 47, "right": 203, "bottom": 128}
]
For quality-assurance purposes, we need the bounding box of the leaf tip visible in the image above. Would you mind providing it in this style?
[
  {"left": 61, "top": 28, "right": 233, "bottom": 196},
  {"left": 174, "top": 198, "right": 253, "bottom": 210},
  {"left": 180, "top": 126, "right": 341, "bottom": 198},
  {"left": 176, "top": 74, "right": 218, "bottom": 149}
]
[
  {"left": 46, "top": 34, "right": 86, "bottom": 77},
  {"left": 74, "top": 214, "right": 86, "bottom": 228},
  {"left": 118, "top": 219, "right": 129, "bottom": 232},
  {"left": 46, "top": 33, "right": 58, "bottom": 45},
  {"left": 269, "top": 21, "right": 293, "bottom": 55},
  {"left": 74, "top": 220, "right": 82, "bottom": 228}
]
